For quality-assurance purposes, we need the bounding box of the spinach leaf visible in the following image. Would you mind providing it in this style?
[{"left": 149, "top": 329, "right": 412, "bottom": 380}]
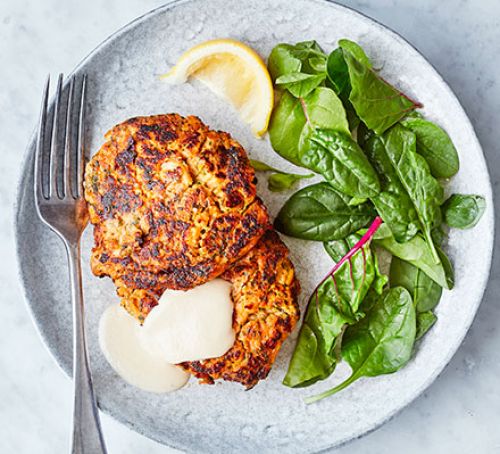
[
  {"left": 249, "top": 159, "right": 314, "bottom": 191},
  {"left": 268, "top": 172, "right": 314, "bottom": 192},
  {"left": 431, "top": 225, "right": 446, "bottom": 246},
  {"left": 342, "top": 49, "right": 421, "bottom": 134},
  {"left": 284, "top": 218, "right": 383, "bottom": 388},
  {"left": 275, "top": 182, "right": 374, "bottom": 241},
  {"left": 308, "top": 57, "right": 327, "bottom": 73},
  {"left": 268, "top": 91, "right": 306, "bottom": 166},
  {"left": 301, "top": 129, "right": 380, "bottom": 199},
  {"left": 326, "top": 48, "right": 349, "bottom": 96},
  {"left": 390, "top": 257, "right": 442, "bottom": 312},
  {"left": 306, "top": 287, "right": 416, "bottom": 402},
  {"left": 401, "top": 117, "right": 459, "bottom": 179},
  {"left": 382, "top": 125, "right": 444, "bottom": 261},
  {"left": 416, "top": 311, "right": 437, "bottom": 340},
  {"left": 373, "top": 224, "right": 453, "bottom": 290},
  {"left": 276, "top": 72, "right": 326, "bottom": 98},
  {"left": 249, "top": 159, "right": 281, "bottom": 172},
  {"left": 299, "top": 87, "right": 351, "bottom": 146},
  {"left": 268, "top": 87, "right": 350, "bottom": 166},
  {"left": 268, "top": 44, "right": 301, "bottom": 81},
  {"left": 267, "top": 40, "right": 326, "bottom": 82},
  {"left": 442, "top": 194, "right": 486, "bottom": 229},
  {"left": 363, "top": 135, "right": 420, "bottom": 242}
]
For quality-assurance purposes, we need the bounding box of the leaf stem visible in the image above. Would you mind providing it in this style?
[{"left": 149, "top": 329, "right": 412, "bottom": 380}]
[
  {"left": 299, "top": 97, "right": 312, "bottom": 126},
  {"left": 329, "top": 216, "right": 382, "bottom": 276},
  {"left": 424, "top": 228, "right": 440, "bottom": 264},
  {"left": 315, "top": 216, "right": 383, "bottom": 292},
  {"left": 304, "top": 372, "right": 359, "bottom": 404}
]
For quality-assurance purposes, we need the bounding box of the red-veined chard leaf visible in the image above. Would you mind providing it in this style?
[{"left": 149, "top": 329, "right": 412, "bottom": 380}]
[
  {"left": 342, "top": 47, "right": 421, "bottom": 134},
  {"left": 283, "top": 217, "right": 384, "bottom": 388},
  {"left": 326, "top": 39, "right": 372, "bottom": 97}
]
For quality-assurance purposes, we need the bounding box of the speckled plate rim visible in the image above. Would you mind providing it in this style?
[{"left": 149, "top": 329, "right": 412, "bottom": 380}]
[{"left": 14, "top": 1, "right": 495, "bottom": 452}]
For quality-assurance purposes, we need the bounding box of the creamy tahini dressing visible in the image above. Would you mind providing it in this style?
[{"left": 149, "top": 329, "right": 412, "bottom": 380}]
[
  {"left": 99, "top": 304, "right": 189, "bottom": 393},
  {"left": 99, "top": 279, "right": 235, "bottom": 393},
  {"left": 141, "top": 279, "right": 235, "bottom": 363}
]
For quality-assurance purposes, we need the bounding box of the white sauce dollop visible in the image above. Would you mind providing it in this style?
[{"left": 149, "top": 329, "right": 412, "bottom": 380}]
[
  {"left": 99, "top": 304, "right": 189, "bottom": 393},
  {"left": 98, "top": 279, "right": 235, "bottom": 393},
  {"left": 140, "top": 279, "right": 235, "bottom": 363}
]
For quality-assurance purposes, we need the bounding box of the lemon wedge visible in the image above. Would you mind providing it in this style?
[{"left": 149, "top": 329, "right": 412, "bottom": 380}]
[{"left": 162, "top": 39, "right": 273, "bottom": 137}]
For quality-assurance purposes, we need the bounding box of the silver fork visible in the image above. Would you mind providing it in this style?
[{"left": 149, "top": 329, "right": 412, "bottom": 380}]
[{"left": 34, "top": 74, "right": 107, "bottom": 454}]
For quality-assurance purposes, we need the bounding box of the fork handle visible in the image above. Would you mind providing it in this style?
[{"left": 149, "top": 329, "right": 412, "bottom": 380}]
[{"left": 65, "top": 241, "right": 107, "bottom": 454}]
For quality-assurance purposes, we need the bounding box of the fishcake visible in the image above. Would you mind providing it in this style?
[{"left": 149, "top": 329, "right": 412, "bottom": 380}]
[
  {"left": 182, "top": 230, "right": 300, "bottom": 388},
  {"left": 84, "top": 114, "right": 270, "bottom": 318}
]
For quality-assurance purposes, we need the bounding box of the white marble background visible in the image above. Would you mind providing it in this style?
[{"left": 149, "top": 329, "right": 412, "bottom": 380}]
[{"left": 1, "top": 0, "right": 499, "bottom": 453}]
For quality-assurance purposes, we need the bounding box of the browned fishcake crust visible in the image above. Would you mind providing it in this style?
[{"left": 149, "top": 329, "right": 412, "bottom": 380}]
[
  {"left": 84, "top": 114, "right": 300, "bottom": 388},
  {"left": 182, "top": 230, "right": 300, "bottom": 388},
  {"left": 84, "top": 114, "right": 270, "bottom": 320}
]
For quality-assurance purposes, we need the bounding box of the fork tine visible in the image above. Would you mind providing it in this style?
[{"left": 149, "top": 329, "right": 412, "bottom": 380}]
[
  {"left": 75, "top": 74, "right": 87, "bottom": 198},
  {"left": 49, "top": 73, "right": 64, "bottom": 199},
  {"left": 63, "top": 76, "right": 75, "bottom": 198},
  {"left": 35, "top": 75, "right": 50, "bottom": 202}
]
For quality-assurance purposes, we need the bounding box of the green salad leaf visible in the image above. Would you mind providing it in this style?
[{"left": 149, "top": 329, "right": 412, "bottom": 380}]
[
  {"left": 301, "top": 128, "right": 380, "bottom": 198},
  {"left": 284, "top": 218, "right": 384, "bottom": 388},
  {"left": 342, "top": 48, "right": 421, "bottom": 134},
  {"left": 306, "top": 287, "right": 416, "bottom": 402},
  {"left": 326, "top": 39, "right": 371, "bottom": 97},
  {"left": 267, "top": 40, "right": 326, "bottom": 82},
  {"left": 415, "top": 311, "right": 438, "bottom": 340},
  {"left": 373, "top": 224, "right": 453, "bottom": 290},
  {"left": 325, "top": 237, "right": 388, "bottom": 295},
  {"left": 326, "top": 48, "right": 349, "bottom": 96},
  {"left": 363, "top": 135, "right": 420, "bottom": 242},
  {"left": 390, "top": 257, "right": 442, "bottom": 312},
  {"left": 401, "top": 117, "right": 459, "bottom": 178},
  {"left": 249, "top": 159, "right": 281, "bottom": 172},
  {"left": 276, "top": 72, "right": 326, "bottom": 98},
  {"left": 442, "top": 194, "right": 486, "bottom": 229},
  {"left": 382, "top": 125, "right": 444, "bottom": 261},
  {"left": 339, "top": 39, "right": 372, "bottom": 68},
  {"left": 284, "top": 235, "right": 374, "bottom": 387},
  {"left": 268, "top": 87, "right": 349, "bottom": 166},
  {"left": 249, "top": 159, "right": 314, "bottom": 192},
  {"left": 267, "top": 172, "right": 314, "bottom": 192},
  {"left": 275, "top": 182, "right": 374, "bottom": 241}
]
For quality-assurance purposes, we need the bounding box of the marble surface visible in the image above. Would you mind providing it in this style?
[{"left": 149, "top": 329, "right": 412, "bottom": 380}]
[{"left": 1, "top": 0, "right": 499, "bottom": 452}]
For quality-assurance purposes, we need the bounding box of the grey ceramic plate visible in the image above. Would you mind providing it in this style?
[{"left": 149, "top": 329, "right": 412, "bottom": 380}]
[{"left": 15, "top": 0, "right": 494, "bottom": 452}]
